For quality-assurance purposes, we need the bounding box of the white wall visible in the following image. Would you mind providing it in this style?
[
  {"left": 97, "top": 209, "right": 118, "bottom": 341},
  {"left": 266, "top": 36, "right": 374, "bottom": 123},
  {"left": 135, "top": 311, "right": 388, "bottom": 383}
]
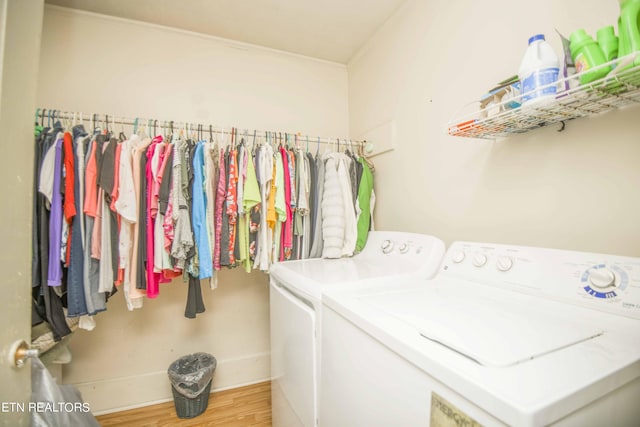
[
  {"left": 36, "top": 5, "right": 349, "bottom": 413},
  {"left": 349, "top": 0, "right": 640, "bottom": 257}
]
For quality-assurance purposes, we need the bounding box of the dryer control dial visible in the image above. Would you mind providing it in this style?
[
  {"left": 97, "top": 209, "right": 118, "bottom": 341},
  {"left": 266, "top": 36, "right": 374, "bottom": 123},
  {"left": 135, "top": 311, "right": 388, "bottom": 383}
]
[
  {"left": 381, "top": 240, "right": 394, "bottom": 254},
  {"left": 452, "top": 251, "right": 466, "bottom": 263},
  {"left": 581, "top": 264, "right": 627, "bottom": 299},
  {"left": 399, "top": 243, "right": 410, "bottom": 254},
  {"left": 496, "top": 256, "right": 514, "bottom": 272},
  {"left": 473, "top": 253, "right": 488, "bottom": 267},
  {"left": 588, "top": 268, "right": 616, "bottom": 289}
]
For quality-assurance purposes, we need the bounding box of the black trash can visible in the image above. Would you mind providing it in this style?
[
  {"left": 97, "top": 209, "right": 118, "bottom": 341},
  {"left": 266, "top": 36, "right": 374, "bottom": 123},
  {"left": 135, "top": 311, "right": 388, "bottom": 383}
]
[{"left": 167, "top": 352, "right": 217, "bottom": 419}]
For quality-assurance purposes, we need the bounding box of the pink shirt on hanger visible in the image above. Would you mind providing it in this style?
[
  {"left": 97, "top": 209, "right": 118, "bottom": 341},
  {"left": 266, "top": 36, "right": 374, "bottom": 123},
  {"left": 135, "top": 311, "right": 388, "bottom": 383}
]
[
  {"left": 84, "top": 140, "right": 99, "bottom": 217},
  {"left": 280, "top": 146, "right": 293, "bottom": 261},
  {"left": 145, "top": 137, "right": 164, "bottom": 298}
]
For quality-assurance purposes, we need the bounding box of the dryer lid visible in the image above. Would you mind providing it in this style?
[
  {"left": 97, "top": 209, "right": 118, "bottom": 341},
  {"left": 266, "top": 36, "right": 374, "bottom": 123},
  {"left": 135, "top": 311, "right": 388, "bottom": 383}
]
[{"left": 360, "top": 283, "right": 604, "bottom": 367}]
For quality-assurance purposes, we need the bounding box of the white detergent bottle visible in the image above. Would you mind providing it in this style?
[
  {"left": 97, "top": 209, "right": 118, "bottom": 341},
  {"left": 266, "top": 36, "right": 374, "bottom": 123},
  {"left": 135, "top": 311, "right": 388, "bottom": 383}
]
[{"left": 518, "top": 34, "right": 559, "bottom": 106}]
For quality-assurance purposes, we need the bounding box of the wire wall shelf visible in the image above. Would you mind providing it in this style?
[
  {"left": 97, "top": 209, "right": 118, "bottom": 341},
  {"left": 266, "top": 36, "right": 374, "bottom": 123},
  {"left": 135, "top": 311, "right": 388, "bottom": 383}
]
[{"left": 447, "top": 52, "right": 640, "bottom": 140}]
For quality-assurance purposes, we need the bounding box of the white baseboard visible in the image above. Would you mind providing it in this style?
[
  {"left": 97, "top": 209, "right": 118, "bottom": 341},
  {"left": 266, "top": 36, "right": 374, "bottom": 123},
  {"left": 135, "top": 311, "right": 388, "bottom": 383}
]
[{"left": 76, "top": 352, "right": 271, "bottom": 415}]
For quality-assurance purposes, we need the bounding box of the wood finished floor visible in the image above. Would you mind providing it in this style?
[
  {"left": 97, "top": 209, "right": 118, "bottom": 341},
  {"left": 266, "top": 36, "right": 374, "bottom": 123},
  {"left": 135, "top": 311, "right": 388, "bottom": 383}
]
[{"left": 96, "top": 381, "right": 271, "bottom": 427}]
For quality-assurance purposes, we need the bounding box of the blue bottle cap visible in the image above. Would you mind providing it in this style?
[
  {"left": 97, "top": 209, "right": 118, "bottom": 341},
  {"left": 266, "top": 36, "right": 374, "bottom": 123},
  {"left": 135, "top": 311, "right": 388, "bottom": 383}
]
[{"left": 528, "top": 34, "right": 545, "bottom": 44}]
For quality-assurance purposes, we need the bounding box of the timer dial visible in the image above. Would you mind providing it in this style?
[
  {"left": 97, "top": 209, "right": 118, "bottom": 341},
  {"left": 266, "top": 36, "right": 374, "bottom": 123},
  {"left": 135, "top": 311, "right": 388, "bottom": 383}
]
[{"left": 588, "top": 268, "right": 616, "bottom": 289}]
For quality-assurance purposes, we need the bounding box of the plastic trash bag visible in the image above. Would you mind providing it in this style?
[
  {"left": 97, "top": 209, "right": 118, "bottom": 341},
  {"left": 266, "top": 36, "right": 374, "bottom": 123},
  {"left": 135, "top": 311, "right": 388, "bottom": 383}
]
[
  {"left": 31, "top": 357, "right": 99, "bottom": 427},
  {"left": 168, "top": 353, "right": 217, "bottom": 399}
]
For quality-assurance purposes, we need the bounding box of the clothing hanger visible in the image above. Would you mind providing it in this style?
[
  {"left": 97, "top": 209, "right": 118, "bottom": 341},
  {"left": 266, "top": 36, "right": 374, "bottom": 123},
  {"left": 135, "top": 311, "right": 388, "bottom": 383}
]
[
  {"left": 238, "top": 129, "right": 246, "bottom": 149},
  {"left": 133, "top": 118, "right": 139, "bottom": 135},
  {"left": 53, "top": 110, "right": 61, "bottom": 130},
  {"left": 316, "top": 137, "right": 320, "bottom": 157},
  {"left": 118, "top": 117, "right": 127, "bottom": 142},
  {"left": 60, "top": 111, "right": 66, "bottom": 129}
]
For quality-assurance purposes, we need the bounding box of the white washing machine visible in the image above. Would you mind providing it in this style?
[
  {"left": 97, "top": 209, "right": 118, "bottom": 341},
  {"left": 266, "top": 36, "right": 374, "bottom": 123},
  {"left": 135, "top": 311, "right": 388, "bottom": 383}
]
[
  {"left": 269, "top": 231, "right": 445, "bottom": 427},
  {"left": 321, "top": 241, "right": 640, "bottom": 427}
]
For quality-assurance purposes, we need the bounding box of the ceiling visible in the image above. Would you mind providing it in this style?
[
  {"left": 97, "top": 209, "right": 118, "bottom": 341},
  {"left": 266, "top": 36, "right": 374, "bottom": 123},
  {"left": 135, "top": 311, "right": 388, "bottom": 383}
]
[{"left": 45, "top": 0, "right": 407, "bottom": 63}]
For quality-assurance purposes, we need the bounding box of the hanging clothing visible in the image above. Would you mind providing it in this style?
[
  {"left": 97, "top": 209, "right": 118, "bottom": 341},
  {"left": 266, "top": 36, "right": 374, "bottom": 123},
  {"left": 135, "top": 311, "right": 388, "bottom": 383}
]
[
  {"left": 241, "top": 149, "right": 261, "bottom": 273},
  {"left": 355, "top": 157, "right": 374, "bottom": 252},
  {"left": 321, "top": 156, "right": 343, "bottom": 259},
  {"left": 31, "top": 110, "right": 377, "bottom": 326},
  {"left": 272, "top": 149, "right": 286, "bottom": 263},
  {"left": 254, "top": 144, "right": 273, "bottom": 271},
  {"left": 47, "top": 136, "right": 64, "bottom": 286},
  {"left": 203, "top": 141, "right": 217, "bottom": 285},
  {"left": 170, "top": 138, "right": 194, "bottom": 270},
  {"left": 280, "top": 146, "right": 293, "bottom": 261},
  {"left": 308, "top": 154, "right": 325, "bottom": 258},
  {"left": 214, "top": 147, "right": 226, "bottom": 270},
  {"left": 66, "top": 128, "right": 89, "bottom": 318},
  {"left": 192, "top": 141, "right": 213, "bottom": 279},
  {"left": 226, "top": 146, "right": 238, "bottom": 266},
  {"left": 219, "top": 147, "right": 231, "bottom": 267}
]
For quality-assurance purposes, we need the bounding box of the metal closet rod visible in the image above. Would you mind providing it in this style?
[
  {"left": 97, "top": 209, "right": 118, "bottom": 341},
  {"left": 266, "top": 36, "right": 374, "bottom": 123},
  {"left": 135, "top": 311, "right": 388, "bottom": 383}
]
[{"left": 35, "top": 108, "right": 366, "bottom": 147}]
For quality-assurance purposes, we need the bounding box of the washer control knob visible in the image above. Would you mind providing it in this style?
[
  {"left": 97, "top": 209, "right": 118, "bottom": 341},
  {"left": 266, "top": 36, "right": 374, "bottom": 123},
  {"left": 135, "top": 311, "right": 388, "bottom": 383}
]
[
  {"left": 589, "top": 268, "right": 616, "bottom": 289},
  {"left": 381, "top": 240, "right": 394, "bottom": 254},
  {"left": 496, "top": 256, "right": 514, "bottom": 272},
  {"left": 399, "top": 243, "right": 410, "bottom": 254},
  {"left": 473, "top": 253, "right": 488, "bottom": 267},
  {"left": 452, "top": 251, "right": 466, "bottom": 263}
]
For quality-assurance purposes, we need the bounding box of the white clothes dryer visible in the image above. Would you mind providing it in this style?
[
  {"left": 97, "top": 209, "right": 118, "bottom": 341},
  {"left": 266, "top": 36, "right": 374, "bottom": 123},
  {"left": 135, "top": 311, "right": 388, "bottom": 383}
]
[
  {"left": 269, "top": 231, "right": 445, "bottom": 427},
  {"left": 321, "top": 241, "right": 640, "bottom": 427}
]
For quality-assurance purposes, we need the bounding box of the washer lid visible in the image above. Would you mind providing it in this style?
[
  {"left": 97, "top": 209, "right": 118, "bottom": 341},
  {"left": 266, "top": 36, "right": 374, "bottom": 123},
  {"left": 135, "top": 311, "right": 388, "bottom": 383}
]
[
  {"left": 270, "top": 256, "right": 429, "bottom": 300},
  {"left": 361, "top": 284, "right": 604, "bottom": 367}
]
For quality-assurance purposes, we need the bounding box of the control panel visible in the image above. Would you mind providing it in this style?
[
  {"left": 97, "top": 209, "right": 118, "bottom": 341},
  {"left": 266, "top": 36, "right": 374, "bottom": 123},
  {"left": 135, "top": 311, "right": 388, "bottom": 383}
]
[
  {"left": 357, "top": 231, "right": 446, "bottom": 280},
  {"left": 361, "top": 231, "right": 445, "bottom": 259},
  {"left": 440, "top": 241, "right": 640, "bottom": 319}
]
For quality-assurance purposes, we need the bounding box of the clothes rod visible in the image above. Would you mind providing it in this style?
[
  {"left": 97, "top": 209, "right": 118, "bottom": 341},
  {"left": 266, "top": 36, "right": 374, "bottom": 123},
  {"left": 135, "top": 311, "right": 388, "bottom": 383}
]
[{"left": 35, "top": 108, "right": 368, "bottom": 149}]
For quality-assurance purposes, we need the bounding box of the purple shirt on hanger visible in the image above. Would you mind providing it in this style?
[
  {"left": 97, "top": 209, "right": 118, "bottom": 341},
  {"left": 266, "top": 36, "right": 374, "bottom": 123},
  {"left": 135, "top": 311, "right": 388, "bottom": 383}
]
[{"left": 48, "top": 137, "right": 64, "bottom": 286}]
